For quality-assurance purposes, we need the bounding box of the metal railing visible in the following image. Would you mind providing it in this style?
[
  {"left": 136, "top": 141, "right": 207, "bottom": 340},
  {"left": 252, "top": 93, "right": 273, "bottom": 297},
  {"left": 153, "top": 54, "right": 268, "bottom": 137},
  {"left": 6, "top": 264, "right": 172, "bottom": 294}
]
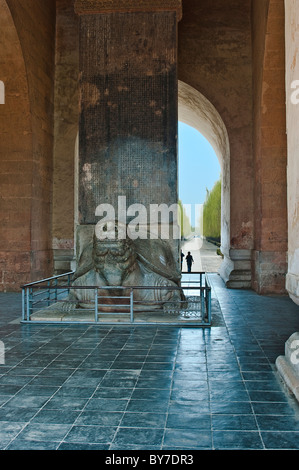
[
  {"left": 22, "top": 271, "right": 74, "bottom": 322},
  {"left": 21, "top": 271, "right": 212, "bottom": 327}
]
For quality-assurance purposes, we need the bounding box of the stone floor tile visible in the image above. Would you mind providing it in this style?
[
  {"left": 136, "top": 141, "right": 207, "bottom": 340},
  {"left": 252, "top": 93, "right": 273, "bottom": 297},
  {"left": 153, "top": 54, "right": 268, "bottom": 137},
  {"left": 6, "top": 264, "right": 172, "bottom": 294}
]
[
  {"left": 31, "top": 409, "right": 80, "bottom": 425},
  {"left": 126, "top": 398, "right": 169, "bottom": 413},
  {"left": 256, "top": 414, "right": 299, "bottom": 431},
  {"left": 0, "top": 422, "right": 26, "bottom": 449},
  {"left": 212, "top": 430, "right": 264, "bottom": 449},
  {"left": 130, "top": 387, "right": 171, "bottom": 401},
  {"left": 120, "top": 411, "right": 167, "bottom": 428},
  {"left": 75, "top": 410, "right": 124, "bottom": 426},
  {"left": 63, "top": 425, "right": 117, "bottom": 444},
  {"left": 248, "top": 390, "right": 289, "bottom": 403},
  {"left": 84, "top": 398, "right": 128, "bottom": 412},
  {"left": 251, "top": 402, "right": 298, "bottom": 416},
  {"left": 261, "top": 431, "right": 299, "bottom": 449},
  {"left": 7, "top": 439, "right": 60, "bottom": 450},
  {"left": 14, "top": 422, "right": 71, "bottom": 444},
  {"left": 210, "top": 401, "right": 253, "bottom": 414},
  {"left": 211, "top": 414, "right": 258, "bottom": 431},
  {"left": 58, "top": 442, "right": 110, "bottom": 450},
  {"left": 166, "top": 412, "right": 211, "bottom": 430},
  {"left": 5, "top": 395, "right": 50, "bottom": 409},
  {"left": 112, "top": 427, "right": 164, "bottom": 447},
  {"left": 163, "top": 428, "right": 212, "bottom": 449},
  {"left": 43, "top": 396, "right": 88, "bottom": 411},
  {"left": 93, "top": 386, "right": 133, "bottom": 399}
]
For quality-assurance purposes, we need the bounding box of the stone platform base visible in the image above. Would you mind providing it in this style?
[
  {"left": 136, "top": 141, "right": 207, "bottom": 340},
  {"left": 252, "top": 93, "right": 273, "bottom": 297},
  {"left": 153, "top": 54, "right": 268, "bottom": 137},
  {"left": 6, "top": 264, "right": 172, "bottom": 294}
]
[
  {"left": 26, "top": 298, "right": 224, "bottom": 327},
  {"left": 276, "top": 332, "right": 299, "bottom": 402}
]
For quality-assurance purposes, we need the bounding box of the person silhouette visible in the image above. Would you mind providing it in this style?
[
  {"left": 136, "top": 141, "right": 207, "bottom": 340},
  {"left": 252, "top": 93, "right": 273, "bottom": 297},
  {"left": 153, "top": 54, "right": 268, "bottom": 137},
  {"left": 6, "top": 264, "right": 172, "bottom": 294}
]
[{"left": 186, "top": 251, "right": 194, "bottom": 273}]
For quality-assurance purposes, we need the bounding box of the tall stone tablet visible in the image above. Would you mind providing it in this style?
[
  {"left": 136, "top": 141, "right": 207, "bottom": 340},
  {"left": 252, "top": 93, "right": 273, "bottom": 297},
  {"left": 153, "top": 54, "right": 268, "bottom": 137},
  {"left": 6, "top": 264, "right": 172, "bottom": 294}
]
[{"left": 71, "top": 0, "right": 183, "bottom": 308}]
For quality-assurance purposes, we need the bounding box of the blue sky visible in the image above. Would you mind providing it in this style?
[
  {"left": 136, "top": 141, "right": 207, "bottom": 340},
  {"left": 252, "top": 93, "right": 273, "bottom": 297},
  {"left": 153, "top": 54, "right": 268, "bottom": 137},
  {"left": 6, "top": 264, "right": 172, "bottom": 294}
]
[{"left": 178, "top": 122, "right": 221, "bottom": 206}]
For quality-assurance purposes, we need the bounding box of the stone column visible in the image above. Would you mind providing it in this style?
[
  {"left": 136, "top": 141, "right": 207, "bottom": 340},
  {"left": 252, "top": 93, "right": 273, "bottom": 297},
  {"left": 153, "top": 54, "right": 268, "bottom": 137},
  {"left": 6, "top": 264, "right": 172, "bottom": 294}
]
[
  {"left": 285, "top": 0, "right": 299, "bottom": 306},
  {"left": 73, "top": 0, "right": 182, "bottom": 285},
  {"left": 251, "top": 0, "right": 288, "bottom": 295},
  {"left": 276, "top": 0, "right": 299, "bottom": 404}
]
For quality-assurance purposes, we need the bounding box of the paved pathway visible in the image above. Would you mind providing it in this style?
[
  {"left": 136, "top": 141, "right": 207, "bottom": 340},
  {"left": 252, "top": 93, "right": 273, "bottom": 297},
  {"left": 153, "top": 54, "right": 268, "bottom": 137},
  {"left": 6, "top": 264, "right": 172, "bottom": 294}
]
[
  {"left": 0, "top": 275, "right": 299, "bottom": 450},
  {"left": 181, "top": 238, "right": 223, "bottom": 273}
]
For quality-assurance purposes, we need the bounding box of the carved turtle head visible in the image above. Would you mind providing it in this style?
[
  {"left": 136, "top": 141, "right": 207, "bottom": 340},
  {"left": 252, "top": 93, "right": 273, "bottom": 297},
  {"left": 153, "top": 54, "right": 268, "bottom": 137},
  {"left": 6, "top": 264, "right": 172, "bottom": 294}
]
[{"left": 93, "top": 220, "right": 135, "bottom": 267}]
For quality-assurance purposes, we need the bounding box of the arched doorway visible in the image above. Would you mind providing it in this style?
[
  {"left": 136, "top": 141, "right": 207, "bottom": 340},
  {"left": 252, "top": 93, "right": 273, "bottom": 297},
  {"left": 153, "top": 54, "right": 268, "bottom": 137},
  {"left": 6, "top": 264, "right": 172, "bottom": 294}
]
[
  {"left": 178, "top": 122, "right": 222, "bottom": 272},
  {"left": 178, "top": 80, "right": 230, "bottom": 277}
]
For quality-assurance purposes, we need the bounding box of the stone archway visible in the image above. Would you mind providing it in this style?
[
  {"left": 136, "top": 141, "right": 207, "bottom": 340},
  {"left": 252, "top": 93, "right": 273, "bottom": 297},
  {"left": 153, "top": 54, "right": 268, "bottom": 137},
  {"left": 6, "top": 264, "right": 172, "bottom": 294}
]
[{"left": 178, "top": 80, "right": 230, "bottom": 278}]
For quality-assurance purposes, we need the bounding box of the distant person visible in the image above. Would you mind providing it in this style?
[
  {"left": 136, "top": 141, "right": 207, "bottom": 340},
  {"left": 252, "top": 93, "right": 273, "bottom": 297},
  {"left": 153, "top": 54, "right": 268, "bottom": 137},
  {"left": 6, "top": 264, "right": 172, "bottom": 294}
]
[
  {"left": 186, "top": 251, "right": 194, "bottom": 273},
  {"left": 181, "top": 250, "right": 185, "bottom": 270}
]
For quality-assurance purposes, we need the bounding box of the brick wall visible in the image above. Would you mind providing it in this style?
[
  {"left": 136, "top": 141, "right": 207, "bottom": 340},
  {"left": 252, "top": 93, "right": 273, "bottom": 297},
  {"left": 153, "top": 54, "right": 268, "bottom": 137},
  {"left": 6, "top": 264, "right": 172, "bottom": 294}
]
[{"left": 0, "top": 0, "right": 56, "bottom": 290}]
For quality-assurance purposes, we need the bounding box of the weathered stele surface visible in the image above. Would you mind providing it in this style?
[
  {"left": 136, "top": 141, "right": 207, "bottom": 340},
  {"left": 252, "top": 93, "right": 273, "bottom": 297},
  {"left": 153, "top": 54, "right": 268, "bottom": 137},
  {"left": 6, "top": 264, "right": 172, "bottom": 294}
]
[
  {"left": 76, "top": 13, "right": 179, "bottom": 224},
  {"left": 68, "top": 221, "right": 183, "bottom": 311},
  {"left": 73, "top": 0, "right": 182, "bottom": 303}
]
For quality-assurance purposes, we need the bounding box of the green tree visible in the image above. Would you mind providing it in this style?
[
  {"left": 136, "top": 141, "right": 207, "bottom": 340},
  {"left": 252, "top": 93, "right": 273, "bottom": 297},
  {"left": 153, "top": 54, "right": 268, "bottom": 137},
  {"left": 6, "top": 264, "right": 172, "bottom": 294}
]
[
  {"left": 203, "top": 179, "right": 221, "bottom": 241},
  {"left": 178, "top": 200, "right": 191, "bottom": 239}
]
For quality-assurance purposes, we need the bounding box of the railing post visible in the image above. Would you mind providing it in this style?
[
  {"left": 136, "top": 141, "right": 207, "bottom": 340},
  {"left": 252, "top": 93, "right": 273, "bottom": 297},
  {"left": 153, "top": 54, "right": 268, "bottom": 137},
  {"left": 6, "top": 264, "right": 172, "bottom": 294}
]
[
  {"left": 208, "top": 287, "right": 212, "bottom": 324},
  {"left": 47, "top": 280, "right": 51, "bottom": 307},
  {"left": 67, "top": 273, "right": 72, "bottom": 294},
  {"left": 130, "top": 288, "right": 134, "bottom": 323},
  {"left": 95, "top": 288, "right": 98, "bottom": 322},
  {"left": 54, "top": 277, "right": 58, "bottom": 302},
  {"left": 26, "top": 287, "right": 31, "bottom": 321},
  {"left": 22, "top": 288, "right": 25, "bottom": 322},
  {"left": 201, "top": 286, "right": 205, "bottom": 314},
  {"left": 200, "top": 273, "right": 204, "bottom": 308}
]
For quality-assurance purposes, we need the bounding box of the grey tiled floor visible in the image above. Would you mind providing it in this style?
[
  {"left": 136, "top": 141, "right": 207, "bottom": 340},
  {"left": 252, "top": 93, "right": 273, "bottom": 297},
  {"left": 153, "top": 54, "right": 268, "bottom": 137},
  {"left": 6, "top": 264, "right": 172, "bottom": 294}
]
[{"left": 0, "top": 274, "right": 299, "bottom": 450}]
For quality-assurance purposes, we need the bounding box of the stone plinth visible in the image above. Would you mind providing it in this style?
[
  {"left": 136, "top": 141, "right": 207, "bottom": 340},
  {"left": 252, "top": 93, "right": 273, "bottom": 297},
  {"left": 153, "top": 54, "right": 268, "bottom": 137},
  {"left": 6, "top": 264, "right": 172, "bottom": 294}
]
[{"left": 219, "top": 249, "right": 252, "bottom": 289}]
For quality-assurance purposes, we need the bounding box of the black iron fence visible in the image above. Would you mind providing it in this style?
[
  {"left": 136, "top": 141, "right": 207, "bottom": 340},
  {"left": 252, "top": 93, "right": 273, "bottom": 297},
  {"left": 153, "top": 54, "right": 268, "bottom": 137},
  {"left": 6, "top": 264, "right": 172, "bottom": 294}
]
[{"left": 21, "top": 272, "right": 212, "bottom": 327}]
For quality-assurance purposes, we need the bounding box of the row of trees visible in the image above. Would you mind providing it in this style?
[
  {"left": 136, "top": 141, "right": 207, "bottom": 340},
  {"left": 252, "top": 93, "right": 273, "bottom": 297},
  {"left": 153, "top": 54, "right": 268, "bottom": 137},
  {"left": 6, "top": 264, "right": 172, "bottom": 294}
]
[
  {"left": 179, "top": 178, "right": 221, "bottom": 242},
  {"left": 178, "top": 199, "right": 192, "bottom": 238},
  {"left": 202, "top": 179, "right": 221, "bottom": 242}
]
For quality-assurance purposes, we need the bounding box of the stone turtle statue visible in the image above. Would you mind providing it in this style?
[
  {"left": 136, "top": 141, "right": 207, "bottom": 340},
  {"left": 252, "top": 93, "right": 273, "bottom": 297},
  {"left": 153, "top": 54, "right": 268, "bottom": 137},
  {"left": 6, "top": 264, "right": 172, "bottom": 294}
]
[{"left": 66, "top": 220, "right": 184, "bottom": 312}]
